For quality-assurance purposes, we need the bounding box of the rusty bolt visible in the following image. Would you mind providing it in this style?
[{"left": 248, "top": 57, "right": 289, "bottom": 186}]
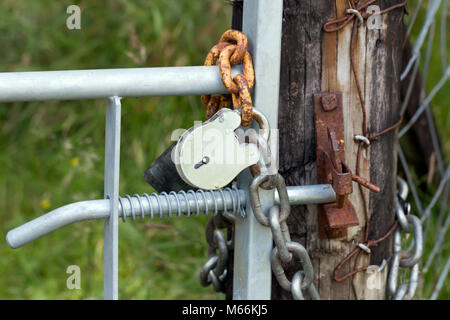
[
  {"left": 321, "top": 94, "right": 338, "bottom": 111},
  {"left": 352, "top": 174, "right": 381, "bottom": 193}
]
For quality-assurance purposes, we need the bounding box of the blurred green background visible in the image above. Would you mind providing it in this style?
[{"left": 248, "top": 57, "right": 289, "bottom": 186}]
[
  {"left": 0, "top": 0, "right": 447, "bottom": 299},
  {"left": 0, "top": 0, "right": 231, "bottom": 300}
]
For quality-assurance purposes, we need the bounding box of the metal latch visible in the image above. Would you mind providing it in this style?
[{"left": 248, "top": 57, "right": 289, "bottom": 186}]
[
  {"left": 314, "top": 92, "right": 358, "bottom": 239},
  {"left": 314, "top": 92, "right": 380, "bottom": 239}
]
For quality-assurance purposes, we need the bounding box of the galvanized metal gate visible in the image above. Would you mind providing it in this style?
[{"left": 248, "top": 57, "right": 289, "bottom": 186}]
[{"left": 1, "top": 0, "right": 337, "bottom": 299}]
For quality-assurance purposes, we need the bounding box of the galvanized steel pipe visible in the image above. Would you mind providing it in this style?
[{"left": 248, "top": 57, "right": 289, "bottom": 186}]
[
  {"left": 6, "top": 184, "right": 335, "bottom": 249},
  {"left": 6, "top": 189, "right": 245, "bottom": 249},
  {"left": 6, "top": 200, "right": 110, "bottom": 249},
  {"left": 0, "top": 65, "right": 242, "bottom": 102},
  {"left": 274, "top": 184, "right": 336, "bottom": 205}
]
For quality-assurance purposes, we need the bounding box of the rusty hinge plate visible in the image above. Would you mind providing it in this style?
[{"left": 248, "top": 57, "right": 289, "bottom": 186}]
[{"left": 314, "top": 92, "right": 359, "bottom": 239}]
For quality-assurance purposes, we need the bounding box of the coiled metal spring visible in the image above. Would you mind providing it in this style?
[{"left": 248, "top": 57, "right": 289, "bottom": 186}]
[{"left": 118, "top": 186, "right": 245, "bottom": 222}]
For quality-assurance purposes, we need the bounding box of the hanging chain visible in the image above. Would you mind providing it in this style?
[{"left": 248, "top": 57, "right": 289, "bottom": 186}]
[
  {"left": 250, "top": 173, "right": 320, "bottom": 300},
  {"left": 201, "top": 29, "right": 255, "bottom": 126},
  {"left": 199, "top": 187, "right": 237, "bottom": 293},
  {"left": 387, "top": 177, "right": 423, "bottom": 300},
  {"left": 199, "top": 29, "right": 257, "bottom": 293},
  {"left": 201, "top": 30, "right": 319, "bottom": 298}
]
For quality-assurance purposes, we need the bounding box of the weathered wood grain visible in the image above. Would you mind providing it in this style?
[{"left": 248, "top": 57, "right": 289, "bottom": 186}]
[
  {"left": 366, "top": 0, "right": 405, "bottom": 268},
  {"left": 275, "top": 0, "right": 404, "bottom": 299},
  {"left": 228, "top": 0, "right": 404, "bottom": 300}
]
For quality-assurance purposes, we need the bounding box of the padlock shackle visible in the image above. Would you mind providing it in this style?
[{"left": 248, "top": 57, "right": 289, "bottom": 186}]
[{"left": 251, "top": 108, "right": 270, "bottom": 142}]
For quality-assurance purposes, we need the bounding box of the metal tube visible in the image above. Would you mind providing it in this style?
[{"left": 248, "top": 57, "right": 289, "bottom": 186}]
[
  {"left": 6, "top": 200, "right": 110, "bottom": 249},
  {"left": 233, "top": 0, "right": 284, "bottom": 300},
  {"left": 6, "top": 189, "right": 246, "bottom": 249},
  {"left": 6, "top": 185, "right": 331, "bottom": 250},
  {"left": 103, "top": 97, "right": 121, "bottom": 300},
  {"left": 0, "top": 65, "right": 242, "bottom": 102},
  {"left": 274, "top": 184, "right": 335, "bottom": 205}
]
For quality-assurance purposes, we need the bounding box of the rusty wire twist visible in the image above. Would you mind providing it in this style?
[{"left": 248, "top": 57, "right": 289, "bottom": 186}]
[{"left": 323, "top": 0, "right": 408, "bottom": 283}]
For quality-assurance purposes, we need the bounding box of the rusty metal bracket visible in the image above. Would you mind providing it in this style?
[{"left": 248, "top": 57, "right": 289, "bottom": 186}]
[{"left": 314, "top": 92, "right": 359, "bottom": 239}]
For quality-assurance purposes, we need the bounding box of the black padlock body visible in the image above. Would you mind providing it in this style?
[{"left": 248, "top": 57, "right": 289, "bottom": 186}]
[{"left": 144, "top": 142, "right": 193, "bottom": 193}]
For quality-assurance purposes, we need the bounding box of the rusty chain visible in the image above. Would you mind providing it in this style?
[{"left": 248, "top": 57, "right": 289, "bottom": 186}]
[
  {"left": 199, "top": 30, "right": 260, "bottom": 294},
  {"left": 324, "top": 0, "right": 409, "bottom": 284},
  {"left": 200, "top": 3, "right": 410, "bottom": 296},
  {"left": 201, "top": 29, "right": 255, "bottom": 126}
]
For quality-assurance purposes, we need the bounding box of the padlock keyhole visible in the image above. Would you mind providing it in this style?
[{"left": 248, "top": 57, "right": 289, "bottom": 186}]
[{"left": 194, "top": 156, "right": 210, "bottom": 169}]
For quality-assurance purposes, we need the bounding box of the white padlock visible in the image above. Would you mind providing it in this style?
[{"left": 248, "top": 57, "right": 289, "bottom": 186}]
[{"left": 172, "top": 108, "right": 268, "bottom": 190}]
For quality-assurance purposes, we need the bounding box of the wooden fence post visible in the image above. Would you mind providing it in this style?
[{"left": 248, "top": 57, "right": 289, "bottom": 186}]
[
  {"left": 276, "top": 0, "right": 404, "bottom": 299},
  {"left": 228, "top": 0, "right": 406, "bottom": 300}
]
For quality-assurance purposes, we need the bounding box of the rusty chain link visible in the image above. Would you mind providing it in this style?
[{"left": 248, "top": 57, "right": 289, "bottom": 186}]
[
  {"left": 198, "top": 30, "right": 256, "bottom": 294},
  {"left": 201, "top": 29, "right": 255, "bottom": 126},
  {"left": 201, "top": 41, "right": 232, "bottom": 119},
  {"left": 219, "top": 30, "right": 248, "bottom": 65},
  {"left": 219, "top": 45, "right": 254, "bottom": 94},
  {"left": 324, "top": 0, "right": 409, "bottom": 284}
]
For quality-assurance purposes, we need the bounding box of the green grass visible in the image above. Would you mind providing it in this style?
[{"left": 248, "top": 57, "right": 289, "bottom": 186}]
[
  {"left": 0, "top": 0, "right": 231, "bottom": 300},
  {"left": 0, "top": 0, "right": 448, "bottom": 300},
  {"left": 401, "top": 0, "right": 449, "bottom": 300}
]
